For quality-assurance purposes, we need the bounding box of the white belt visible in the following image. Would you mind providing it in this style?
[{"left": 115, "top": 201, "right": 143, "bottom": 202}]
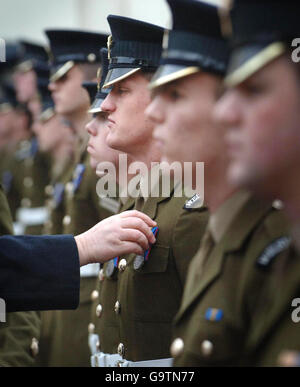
[
  {"left": 91, "top": 351, "right": 173, "bottom": 367},
  {"left": 80, "top": 263, "right": 99, "bottom": 278},
  {"left": 17, "top": 207, "right": 49, "bottom": 226}
]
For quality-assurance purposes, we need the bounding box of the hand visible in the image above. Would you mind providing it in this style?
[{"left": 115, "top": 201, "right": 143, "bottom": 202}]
[{"left": 75, "top": 210, "right": 157, "bottom": 266}]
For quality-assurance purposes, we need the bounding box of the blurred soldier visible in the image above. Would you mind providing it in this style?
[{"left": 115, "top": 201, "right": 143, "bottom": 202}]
[
  {"left": 0, "top": 185, "right": 41, "bottom": 366},
  {"left": 90, "top": 15, "right": 208, "bottom": 368},
  {"left": 32, "top": 79, "right": 75, "bottom": 367},
  {"left": 13, "top": 41, "right": 51, "bottom": 235},
  {"left": 0, "top": 45, "right": 32, "bottom": 227},
  {"left": 146, "top": 0, "right": 289, "bottom": 366},
  {"left": 215, "top": 0, "right": 300, "bottom": 366},
  {"left": 45, "top": 30, "right": 117, "bottom": 367}
]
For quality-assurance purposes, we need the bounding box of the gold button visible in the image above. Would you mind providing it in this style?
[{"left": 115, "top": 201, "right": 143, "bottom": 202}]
[
  {"left": 170, "top": 338, "right": 184, "bottom": 357},
  {"left": 23, "top": 176, "right": 33, "bottom": 188},
  {"left": 30, "top": 337, "right": 39, "bottom": 357},
  {"left": 88, "top": 323, "right": 95, "bottom": 334},
  {"left": 272, "top": 199, "right": 284, "bottom": 210},
  {"left": 63, "top": 215, "right": 71, "bottom": 226},
  {"left": 201, "top": 340, "right": 213, "bottom": 356},
  {"left": 117, "top": 343, "right": 125, "bottom": 357},
  {"left": 114, "top": 301, "right": 121, "bottom": 314},
  {"left": 91, "top": 290, "right": 99, "bottom": 301},
  {"left": 118, "top": 259, "right": 127, "bottom": 272},
  {"left": 21, "top": 198, "right": 31, "bottom": 208},
  {"left": 96, "top": 304, "right": 103, "bottom": 318},
  {"left": 45, "top": 185, "right": 54, "bottom": 196},
  {"left": 98, "top": 268, "right": 104, "bottom": 281}
]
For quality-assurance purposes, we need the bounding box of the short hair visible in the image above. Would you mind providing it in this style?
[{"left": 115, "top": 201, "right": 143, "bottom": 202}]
[{"left": 77, "top": 63, "right": 99, "bottom": 82}]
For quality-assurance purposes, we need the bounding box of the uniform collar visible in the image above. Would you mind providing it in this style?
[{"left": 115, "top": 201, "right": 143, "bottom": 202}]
[{"left": 209, "top": 190, "right": 251, "bottom": 244}]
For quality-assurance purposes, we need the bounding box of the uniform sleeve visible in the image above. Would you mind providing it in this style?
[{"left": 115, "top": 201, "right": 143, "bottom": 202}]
[{"left": 0, "top": 235, "right": 80, "bottom": 312}]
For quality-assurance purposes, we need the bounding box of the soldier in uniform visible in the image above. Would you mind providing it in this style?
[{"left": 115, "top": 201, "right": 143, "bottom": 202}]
[
  {"left": 215, "top": 0, "right": 300, "bottom": 366},
  {"left": 90, "top": 15, "right": 208, "bottom": 367},
  {"left": 13, "top": 41, "right": 51, "bottom": 235},
  {"left": 146, "top": 0, "right": 289, "bottom": 366},
  {"left": 44, "top": 30, "right": 120, "bottom": 367},
  {"left": 32, "top": 76, "right": 75, "bottom": 367},
  {"left": 0, "top": 185, "right": 42, "bottom": 366}
]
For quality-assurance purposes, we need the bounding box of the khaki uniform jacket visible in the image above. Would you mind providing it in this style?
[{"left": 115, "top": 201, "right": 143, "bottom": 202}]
[
  {"left": 9, "top": 138, "right": 51, "bottom": 235},
  {"left": 0, "top": 185, "right": 41, "bottom": 366},
  {"left": 45, "top": 149, "right": 119, "bottom": 367},
  {"left": 94, "top": 186, "right": 209, "bottom": 362},
  {"left": 172, "top": 192, "right": 289, "bottom": 366}
]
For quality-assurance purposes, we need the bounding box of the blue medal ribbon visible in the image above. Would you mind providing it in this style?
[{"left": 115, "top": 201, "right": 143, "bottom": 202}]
[{"left": 72, "top": 163, "right": 86, "bottom": 192}]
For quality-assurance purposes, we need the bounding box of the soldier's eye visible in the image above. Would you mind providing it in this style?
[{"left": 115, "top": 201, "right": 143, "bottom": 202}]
[{"left": 168, "top": 89, "right": 181, "bottom": 101}]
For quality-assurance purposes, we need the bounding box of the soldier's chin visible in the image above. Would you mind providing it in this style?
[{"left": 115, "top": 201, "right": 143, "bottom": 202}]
[{"left": 227, "top": 161, "right": 259, "bottom": 191}]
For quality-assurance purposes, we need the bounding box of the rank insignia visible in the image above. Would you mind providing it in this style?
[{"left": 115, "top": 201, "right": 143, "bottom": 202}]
[
  {"left": 256, "top": 236, "right": 291, "bottom": 268},
  {"left": 183, "top": 193, "right": 203, "bottom": 210}
]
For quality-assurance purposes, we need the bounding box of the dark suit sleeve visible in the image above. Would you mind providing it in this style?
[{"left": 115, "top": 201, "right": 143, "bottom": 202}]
[{"left": 0, "top": 235, "right": 80, "bottom": 312}]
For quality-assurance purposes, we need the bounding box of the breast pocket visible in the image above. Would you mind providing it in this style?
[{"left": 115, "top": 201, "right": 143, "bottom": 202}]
[{"left": 131, "top": 245, "right": 182, "bottom": 323}]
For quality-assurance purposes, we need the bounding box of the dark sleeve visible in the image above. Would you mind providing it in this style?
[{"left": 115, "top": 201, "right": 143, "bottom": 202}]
[{"left": 0, "top": 235, "right": 80, "bottom": 312}]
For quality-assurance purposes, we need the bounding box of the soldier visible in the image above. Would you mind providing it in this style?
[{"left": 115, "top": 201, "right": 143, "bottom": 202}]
[
  {"left": 90, "top": 15, "right": 208, "bottom": 367},
  {"left": 45, "top": 30, "right": 118, "bottom": 367},
  {"left": 215, "top": 0, "right": 300, "bottom": 366},
  {"left": 32, "top": 76, "right": 75, "bottom": 367},
  {"left": 146, "top": 0, "right": 289, "bottom": 366},
  {"left": 13, "top": 41, "right": 51, "bottom": 235}
]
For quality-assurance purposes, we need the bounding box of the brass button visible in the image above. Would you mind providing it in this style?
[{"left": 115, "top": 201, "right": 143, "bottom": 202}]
[
  {"left": 201, "top": 340, "right": 213, "bottom": 356},
  {"left": 91, "top": 290, "right": 99, "bottom": 301},
  {"left": 170, "top": 338, "right": 184, "bottom": 357},
  {"left": 21, "top": 198, "right": 31, "bottom": 208},
  {"left": 30, "top": 337, "right": 39, "bottom": 357},
  {"left": 88, "top": 323, "right": 95, "bottom": 334},
  {"left": 272, "top": 199, "right": 284, "bottom": 210},
  {"left": 45, "top": 185, "right": 54, "bottom": 196},
  {"left": 117, "top": 343, "right": 125, "bottom": 357},
  {"left": 118, "top": 259, "right": 127, "bottom": 272},
  {"left": 114, "top": 301, "right": 121, "bottom": 314},
  {"left": 23, "top": 176, "right": 33, "bottom": 188},
  {"left": 98, "top": 268, "right": 104, "bottom": 281},
  {"left": 63, "top": 215, "right": 71, "bottom": 226},
  {"left": 96, "top": 304, "right": 103, "bottom": 318}
]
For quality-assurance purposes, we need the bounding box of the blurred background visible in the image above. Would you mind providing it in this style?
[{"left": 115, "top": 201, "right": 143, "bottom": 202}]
[{"left": 1, "top": 0, "right": 221, "bottom": 44}]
